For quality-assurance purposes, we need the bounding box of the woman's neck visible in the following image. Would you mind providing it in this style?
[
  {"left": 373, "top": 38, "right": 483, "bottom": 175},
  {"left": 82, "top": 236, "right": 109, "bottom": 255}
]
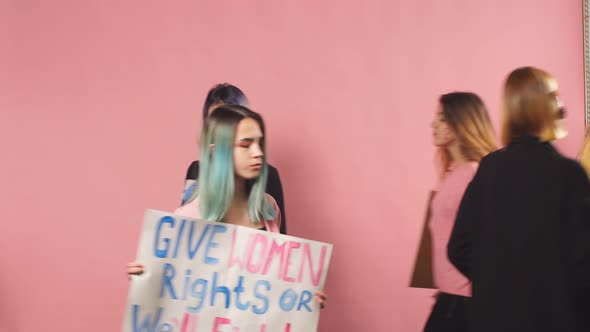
[
  {"left": 233, "top": 177, "right": 248, "bottom": 202},
  {"left": 447, "top": 141, "right": 467, "bottom": 170}
]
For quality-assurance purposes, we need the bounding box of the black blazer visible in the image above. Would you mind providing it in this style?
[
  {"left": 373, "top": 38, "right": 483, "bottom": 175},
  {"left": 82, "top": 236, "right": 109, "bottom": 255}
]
[
  {"left": 448, "top": 135, "right": 590, "bottom": 332},
  {"left": 183, "top": 160, "right": 287, "bottom": 234}
]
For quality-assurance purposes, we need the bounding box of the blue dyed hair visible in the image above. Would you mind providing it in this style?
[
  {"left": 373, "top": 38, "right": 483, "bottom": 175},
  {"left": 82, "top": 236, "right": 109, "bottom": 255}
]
[
  {"left": 202, "top": 83, "right": 250, "bottom": 120},
  {"left": 196, "top": 104, "right": 276, "bottom": 223}
]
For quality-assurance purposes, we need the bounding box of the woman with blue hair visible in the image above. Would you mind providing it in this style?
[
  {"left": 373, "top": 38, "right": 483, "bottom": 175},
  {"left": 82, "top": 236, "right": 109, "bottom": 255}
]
[
  {"left": 181, "top": 83, "right": 288, "bottom": 234},
  {"left": 128, "top": 105, "right": 327, "bottom": 307},
  {"left": 179, "top": 104, "right": 280, "bottom": 228}
]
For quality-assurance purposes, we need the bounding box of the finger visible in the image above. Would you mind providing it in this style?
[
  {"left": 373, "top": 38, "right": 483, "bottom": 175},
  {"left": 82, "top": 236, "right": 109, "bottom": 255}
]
[
  {"left": 127, "top": 268, "right": 144, "bottom": 275},
  {"left": 314, "top": 296, "right": 326, "bottom": 305}
]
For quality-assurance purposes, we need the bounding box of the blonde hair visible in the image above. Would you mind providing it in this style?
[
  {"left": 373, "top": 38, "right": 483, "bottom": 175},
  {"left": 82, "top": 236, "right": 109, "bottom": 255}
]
[
  {"left": 579, "top": 131, "right": 590, "bottom": 178},
  {"left": 437, "top": 92, "right": 498, "bottom": 180},
  {"left": 501, "top": 67, "right": 560, "bottom": 146}
]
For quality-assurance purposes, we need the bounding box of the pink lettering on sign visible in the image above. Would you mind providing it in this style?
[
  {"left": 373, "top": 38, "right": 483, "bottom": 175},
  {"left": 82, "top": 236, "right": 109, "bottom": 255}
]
[
  {"left": 246, "top": 234, "right": 268, "bottom": 273},
  {"left": 297, "top": 244, "right": 328, "bottom": 286},
  {"left": 282, "top": 241, "right": 301, "bottom": 282},
  {"left": 212, "top": 317, "right": 230, "bottom": 332},
  {"left": 262, "top": 239, "right": 287, "bottom": 279},
  {"left": 181, "top": 313, "right": 198, "bottom": 332},
  {"left": 228, "top": 229, "right": 328, "bottom": 286}
]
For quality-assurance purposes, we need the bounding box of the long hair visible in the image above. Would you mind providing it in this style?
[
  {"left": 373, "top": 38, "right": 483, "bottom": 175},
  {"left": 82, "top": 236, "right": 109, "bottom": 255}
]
[
  {"left": 196, "top": 104, "right": 276, "bottom": 223},
  {"left": 501, "top": 67, "right": 560, "bottom": 146},
  {"left": 437, "top": 92, "right": 498, "bottom": 180},
  {"left": 579, "top": 131, "right": 590, "bottom": 178},
  {"left": 202, "top": 83, "right": 249, "bottom": 120}
]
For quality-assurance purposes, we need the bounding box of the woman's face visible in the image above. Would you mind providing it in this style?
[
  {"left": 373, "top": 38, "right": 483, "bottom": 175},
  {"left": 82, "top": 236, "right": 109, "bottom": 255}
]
[
  {"left": 547, "top": 78, "right": 568, "bottom": 140},
  {"left": 431, "top": 104, "right": 456, "bottom": 147},
  {"left": 233, "top": 117, "right": 264, "bottom": 180}
]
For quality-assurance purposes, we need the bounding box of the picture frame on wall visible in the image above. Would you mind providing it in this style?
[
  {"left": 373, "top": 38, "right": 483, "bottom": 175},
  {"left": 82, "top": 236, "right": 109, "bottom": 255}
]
[{"left": 585, "top": 0, "right": 590, "bottom": 126}]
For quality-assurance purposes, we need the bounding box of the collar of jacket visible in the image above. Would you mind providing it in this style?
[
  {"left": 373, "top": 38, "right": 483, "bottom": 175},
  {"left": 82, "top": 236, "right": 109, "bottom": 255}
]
[
  {"left": 511, "top": 135, "right": 541, "bottom": 144},
  {"left": 508, "top": 134, "right": 557, "bottom": 153}
]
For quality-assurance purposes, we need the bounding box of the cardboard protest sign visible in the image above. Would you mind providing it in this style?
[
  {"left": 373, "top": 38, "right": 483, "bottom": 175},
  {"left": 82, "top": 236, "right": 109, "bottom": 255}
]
[{"left": 123, "top": 209, "right": 333, "bottom": 332}]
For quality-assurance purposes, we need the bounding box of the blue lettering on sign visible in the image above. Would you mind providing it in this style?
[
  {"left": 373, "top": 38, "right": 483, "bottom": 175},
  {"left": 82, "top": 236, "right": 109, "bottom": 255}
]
[
  {"left": 252, "top": 280, "right": 271, "bottom": 315},
  {"left": 131, "top": 305, "right": 163, "bottom": 332},
  {"left": 204, "top": 225, "right": 227, "bottom": 265},
  {"left": 279, "top": 289, "right": 298, "bottom": 312},
  {"left": 154, "top": 217, "right": 174, "bottom": 258}
]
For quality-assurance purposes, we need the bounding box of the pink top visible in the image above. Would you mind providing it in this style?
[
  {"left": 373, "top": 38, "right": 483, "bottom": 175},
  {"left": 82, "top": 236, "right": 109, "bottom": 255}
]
[
  {"left": 429, "top": 162, "right": 477, "bottom": 297},
  {"left": 174, "top": 193, "right": 282, "bottom": 233}
]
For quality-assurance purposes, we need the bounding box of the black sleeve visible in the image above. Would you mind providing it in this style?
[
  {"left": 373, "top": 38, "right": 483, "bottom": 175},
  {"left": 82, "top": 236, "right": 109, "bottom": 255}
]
[
  {"left": 563, "top": 163, "right": 590, "bottom": 286},
  {"left": 447, "top": 168, "right": 482, "bottom": 280},
  {"left": 563, "top": 162, "right": 590, "bottom": 329},
  {"left": 180, "top": 161, "right": 200, "bottom": 206},
  {"left": 185, "top": 160, "right": 200, "bottom": 180},
  {"left": 266, "top": 165, "right": 287, "bottom": 234}
]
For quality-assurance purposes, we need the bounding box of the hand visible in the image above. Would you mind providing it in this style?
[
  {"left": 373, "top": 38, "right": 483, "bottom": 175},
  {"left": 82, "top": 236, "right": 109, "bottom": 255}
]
[
  {"left": 127, "top": 261, "right": 144, "bottom": 280},
  {"left": 314, "top": 291, "right": 327, "bottom": 309}
]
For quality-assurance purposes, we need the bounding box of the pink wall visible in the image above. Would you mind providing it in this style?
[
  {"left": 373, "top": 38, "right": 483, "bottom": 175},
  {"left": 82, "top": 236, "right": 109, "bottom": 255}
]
[{"left": 0, "top": 0, "right": 584, "bottom": 331}]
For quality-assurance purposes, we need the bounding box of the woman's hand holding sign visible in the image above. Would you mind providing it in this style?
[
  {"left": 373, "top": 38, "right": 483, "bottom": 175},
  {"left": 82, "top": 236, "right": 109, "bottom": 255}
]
[{"left": 127, "top": 261, "right": 144, "bottom": 279}]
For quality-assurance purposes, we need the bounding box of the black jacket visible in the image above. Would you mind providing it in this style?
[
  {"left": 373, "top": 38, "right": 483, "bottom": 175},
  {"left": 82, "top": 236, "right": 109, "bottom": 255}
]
[
  {"left": 184, "top": 160, "right": 287, "bottom": 234},
  {"left": 448, "top": 135, "right": 590, "bottom": 332}
]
